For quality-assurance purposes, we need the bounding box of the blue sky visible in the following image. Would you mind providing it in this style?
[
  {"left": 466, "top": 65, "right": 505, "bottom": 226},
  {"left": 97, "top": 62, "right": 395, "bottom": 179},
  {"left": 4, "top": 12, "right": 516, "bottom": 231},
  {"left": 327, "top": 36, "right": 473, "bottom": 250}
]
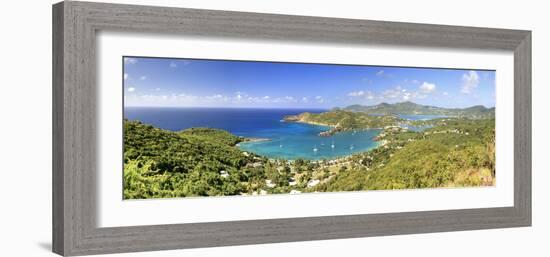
[{"left": 123, "top": 57, "right": 495, "bottom": 109}]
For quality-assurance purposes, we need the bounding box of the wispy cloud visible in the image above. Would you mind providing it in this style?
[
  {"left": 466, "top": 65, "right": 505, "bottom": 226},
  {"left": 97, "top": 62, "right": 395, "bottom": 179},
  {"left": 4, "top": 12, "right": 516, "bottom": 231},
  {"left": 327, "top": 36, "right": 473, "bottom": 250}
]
[
  {"left": 348, "top": 84, "right": 434, "bottom": 103},
  {"left": 127, "top": 87, "right": 135, "bottom": 92},
  {"left": 315, "top": 96, "right": 324, "bottom": 103},
  {"left": 169, "top": 60, "right": 191, "bottom": 69},
  {"left": 139, "top": 76, "right": 147, "bottom": 81},
  {"left": 125, "top": 92, "right": 323, "bottom": 107},
  {"left": 348, "top": 90, "right": 365, "bottom": 97},
  {"left": 124, "top": 57, "right": 137, "bottom": 65},
  {"left": 461, "top": 71, "right": 479, "bottom": 94},
  {"left": 419, "top": 82, "right": 436, "bottom": 93}
]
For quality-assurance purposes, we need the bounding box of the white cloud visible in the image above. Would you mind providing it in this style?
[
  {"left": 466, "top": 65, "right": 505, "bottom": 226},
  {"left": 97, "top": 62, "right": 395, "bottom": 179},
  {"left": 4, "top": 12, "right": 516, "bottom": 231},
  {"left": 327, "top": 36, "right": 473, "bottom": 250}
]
[
  {"left": 127, "top": 87, "right": 135, "bottom": 92},
  {"left": 348, "top": 90, "right": 376, "bottom": 101},
  {"left": 443, "top": 91, "right": 449, "bottom": 96},
  {"left": 124, "top": 57, "right": 137, "bottom": 65},
  {"left": 461, "top": 71, "right": 479, "bottom": 94},
  {"left": 169, "top": 60, "right": 191, "bottom": 68},
  {"left": 348, "top": 90, "right": 365, "bottom": 97},
  {"left": 139, "top": 76, "right": 147, "bottom": 81},
  {"left": 284, "top": 96, "right": 296, "bottom": 102},
  {"left": 125, "top": 92, "right": 332, "bottom": 107},
  {"left": 155, "top": 88, "right": 161, "bottom": 91},
  {"left": 124, "top": 73, "right": 128, "bottom": 80},
  {"left": 382, "top": 86, "right": 403, "bottom": 99},
  {"left": 419, "top": 82, "right": 436, "bottom": 93},
  {"left": 376, "top": 70, "right": 385, "bottom": 76},
  {"left": 369, "top": 86, "right": 430, "bottom": 101}
]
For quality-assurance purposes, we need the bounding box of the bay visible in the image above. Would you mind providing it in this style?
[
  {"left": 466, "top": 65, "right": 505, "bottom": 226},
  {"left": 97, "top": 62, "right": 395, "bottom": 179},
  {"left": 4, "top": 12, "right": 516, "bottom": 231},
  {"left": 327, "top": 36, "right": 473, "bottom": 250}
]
[{"left": 124, "top": 107, "right": 381, "bottom": 160}]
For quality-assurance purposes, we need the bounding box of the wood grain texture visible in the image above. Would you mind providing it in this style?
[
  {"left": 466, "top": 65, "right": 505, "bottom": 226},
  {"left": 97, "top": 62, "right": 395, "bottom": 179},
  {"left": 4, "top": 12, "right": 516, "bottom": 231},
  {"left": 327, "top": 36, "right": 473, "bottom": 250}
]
[{"left": 52, "top": 1, "right": 532, "bottom": 256}]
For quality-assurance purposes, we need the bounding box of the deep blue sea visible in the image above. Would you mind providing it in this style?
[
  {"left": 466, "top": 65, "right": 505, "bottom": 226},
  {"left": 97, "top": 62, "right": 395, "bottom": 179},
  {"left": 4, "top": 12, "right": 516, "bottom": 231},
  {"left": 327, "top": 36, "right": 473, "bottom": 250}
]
[{"left": 125, "top": 107, "right": 381, "bottom": 160}]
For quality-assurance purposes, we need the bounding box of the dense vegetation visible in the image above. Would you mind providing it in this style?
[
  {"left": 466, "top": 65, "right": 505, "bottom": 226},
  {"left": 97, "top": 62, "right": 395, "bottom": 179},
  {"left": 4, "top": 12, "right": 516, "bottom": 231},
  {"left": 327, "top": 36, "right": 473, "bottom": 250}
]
[
  {"left": 316, "top": 118, "right": 495, "bottom": 191},
  {"left": 124, "top": 120, "right": 253, "bottom": 198},
  {"left": 124, "top": 111, "right": 495, "bottom": 199},
  {"left": 344, "top": 101, "right": 495, "bottom": 119}
]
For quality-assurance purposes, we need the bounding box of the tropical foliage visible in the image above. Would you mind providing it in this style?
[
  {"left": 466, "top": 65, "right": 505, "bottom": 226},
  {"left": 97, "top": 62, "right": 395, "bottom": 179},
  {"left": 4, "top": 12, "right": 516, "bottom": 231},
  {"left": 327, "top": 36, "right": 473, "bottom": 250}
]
[{"left": 123, "top": 115, "right": 495, "bottom": 199}]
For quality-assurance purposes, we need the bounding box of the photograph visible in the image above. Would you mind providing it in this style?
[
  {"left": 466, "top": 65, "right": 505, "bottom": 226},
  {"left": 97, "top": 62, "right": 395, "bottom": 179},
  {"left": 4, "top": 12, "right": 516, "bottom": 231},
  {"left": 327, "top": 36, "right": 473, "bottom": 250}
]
[{"left": 123, "top": 56, "right": 496, "bottom": 199}]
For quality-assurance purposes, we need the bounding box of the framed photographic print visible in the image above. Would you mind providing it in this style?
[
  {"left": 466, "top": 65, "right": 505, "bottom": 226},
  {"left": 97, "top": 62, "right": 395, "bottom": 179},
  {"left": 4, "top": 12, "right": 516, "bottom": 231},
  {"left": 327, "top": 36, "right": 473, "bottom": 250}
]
[{"left": 52, "top": 1, "right": 531, "bottom": 256}]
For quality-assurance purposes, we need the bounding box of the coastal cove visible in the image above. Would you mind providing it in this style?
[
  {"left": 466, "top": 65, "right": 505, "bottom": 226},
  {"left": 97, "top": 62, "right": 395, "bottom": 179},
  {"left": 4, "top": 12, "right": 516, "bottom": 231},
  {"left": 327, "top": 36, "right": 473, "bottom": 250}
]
[
  {"left": 120, "top": 54, "right": 498, "bottom": 199},
  {"left": 124, "top": 107, "right": 383, "bottom": 160},
  {"left": 123, "top": 102, "right": 496, "bottom": 199}
]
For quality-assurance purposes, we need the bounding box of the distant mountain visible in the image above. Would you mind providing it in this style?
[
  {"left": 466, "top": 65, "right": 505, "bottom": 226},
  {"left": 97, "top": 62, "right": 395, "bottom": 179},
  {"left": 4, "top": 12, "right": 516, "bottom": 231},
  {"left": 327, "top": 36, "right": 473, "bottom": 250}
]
[{"left": 342, "top": 101, "right": 494, "bottom": 119}]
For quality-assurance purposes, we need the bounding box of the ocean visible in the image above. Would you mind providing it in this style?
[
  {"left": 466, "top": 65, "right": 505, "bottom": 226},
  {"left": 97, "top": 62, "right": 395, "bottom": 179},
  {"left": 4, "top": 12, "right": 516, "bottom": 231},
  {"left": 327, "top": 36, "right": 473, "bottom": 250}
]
[{"left": 124, "top": 107, "right": 381, "bottom": 160}]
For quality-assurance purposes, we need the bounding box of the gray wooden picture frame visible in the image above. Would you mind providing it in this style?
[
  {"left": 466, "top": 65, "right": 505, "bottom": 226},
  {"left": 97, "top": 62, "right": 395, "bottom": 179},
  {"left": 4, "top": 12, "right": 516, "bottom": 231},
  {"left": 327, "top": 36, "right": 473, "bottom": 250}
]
[{"left": 52, "top": 1, "right": 531, "bottom": 256}]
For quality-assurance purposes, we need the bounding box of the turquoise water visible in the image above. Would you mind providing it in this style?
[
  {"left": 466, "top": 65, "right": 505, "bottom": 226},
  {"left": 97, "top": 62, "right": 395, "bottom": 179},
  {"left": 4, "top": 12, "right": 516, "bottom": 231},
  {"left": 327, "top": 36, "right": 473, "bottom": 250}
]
[
  {"left": 238, "top": 124, "right": 381, "bottom": 160},
  {"left": 125, "top": 107, "right": 382, "bottom": 161},
  {"left": 125, "top": 108, "right": 444, "bottom": 161}
]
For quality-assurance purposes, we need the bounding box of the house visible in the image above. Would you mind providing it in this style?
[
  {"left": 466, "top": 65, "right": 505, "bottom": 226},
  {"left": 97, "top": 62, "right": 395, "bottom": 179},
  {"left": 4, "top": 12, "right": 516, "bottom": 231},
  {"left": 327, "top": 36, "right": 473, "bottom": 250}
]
[
  {"left": 265, "top": 179, "right": 276, "bottom": 188},
  {"left": 307, "top": 179, "right": 320, "bottom": 188},
  {"left": 219, "top": 170, "right": 229, "bottom": 178}
]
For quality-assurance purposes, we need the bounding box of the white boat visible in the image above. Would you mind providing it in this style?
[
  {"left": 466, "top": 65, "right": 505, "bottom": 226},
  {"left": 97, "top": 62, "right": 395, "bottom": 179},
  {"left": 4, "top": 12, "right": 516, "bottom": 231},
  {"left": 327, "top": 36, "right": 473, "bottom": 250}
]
[
  {"left": 313, "top": 145, "right": 318, "bottom": 152},
  {"left": 350, "top": 144, "right": 354, "bottom": 150},
  {"left": 331, "top": 140, "right": 335, "bottom": 148}
]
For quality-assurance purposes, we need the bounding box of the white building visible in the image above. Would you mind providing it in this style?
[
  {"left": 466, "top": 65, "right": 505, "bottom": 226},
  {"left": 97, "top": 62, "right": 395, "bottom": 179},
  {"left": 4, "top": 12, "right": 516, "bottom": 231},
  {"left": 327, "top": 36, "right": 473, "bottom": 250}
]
[
  {"left": 307, "top": 179, "right": 320, "bottom": 188},
  {"left": 265, "top": 179, "right": 276, "bottom": 188}
]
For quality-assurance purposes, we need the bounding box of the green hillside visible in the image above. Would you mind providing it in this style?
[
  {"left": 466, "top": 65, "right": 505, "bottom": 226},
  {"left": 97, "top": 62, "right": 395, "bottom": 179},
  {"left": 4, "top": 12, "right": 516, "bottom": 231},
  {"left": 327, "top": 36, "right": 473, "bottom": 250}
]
[
  {"left": 344, "top": 101, "right": 495, "bottom": 119},
  {"left": 315, "top": 118, "right": 495, "bottom": 191},
  {"left": 124, "top": 115, "right": 495, "bottom": 199},
  {"left": 123, "top": 120, "right": 255, "bottom": 198},
  {"left": 283, "top": 110, "right": 402, "bottom": 130}
]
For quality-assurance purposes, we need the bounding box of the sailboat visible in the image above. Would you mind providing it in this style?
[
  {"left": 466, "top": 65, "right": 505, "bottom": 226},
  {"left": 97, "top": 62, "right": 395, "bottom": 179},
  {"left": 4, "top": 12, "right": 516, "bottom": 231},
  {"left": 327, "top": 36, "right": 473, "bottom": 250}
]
[
  {"left": 331, "top": 140, "right": 335, "bottom": 149},
  {"left": 350, "top": 144, "right": 354, "bottom": 150},
  {"left": 313, "top": 144, "right": 318, "bottom": 152},
  {"left": 279, "top": 143, "right": 283, "bottom": 148}
]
